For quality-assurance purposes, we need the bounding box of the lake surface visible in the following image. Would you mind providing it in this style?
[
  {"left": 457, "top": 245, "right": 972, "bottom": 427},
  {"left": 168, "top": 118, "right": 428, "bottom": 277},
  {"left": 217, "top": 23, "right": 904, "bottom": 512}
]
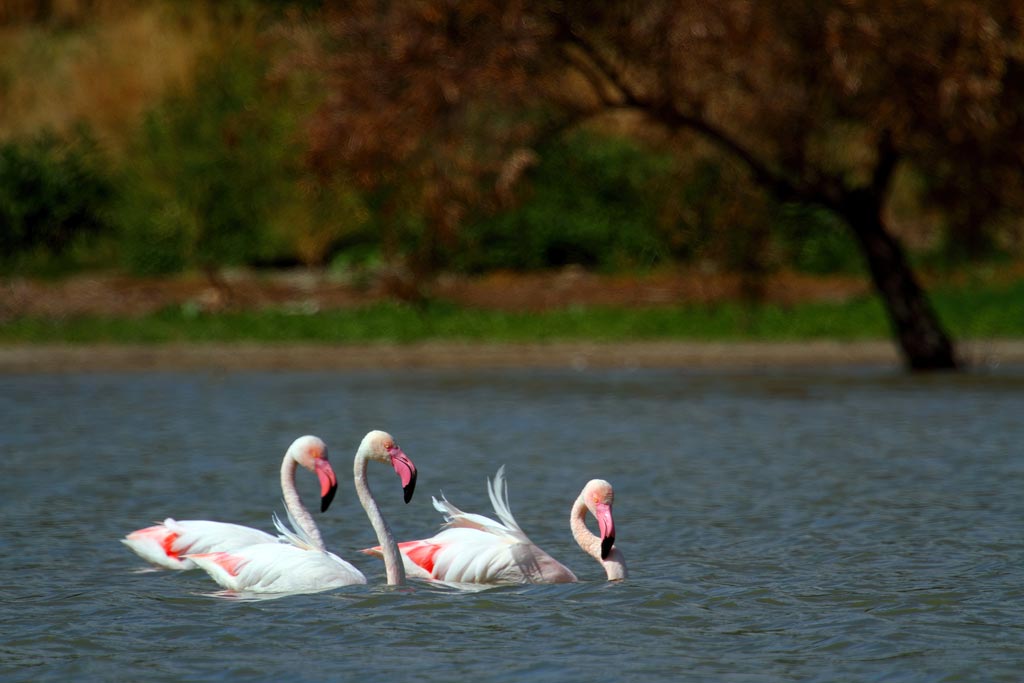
[{"left": 2, "top": 366, "right": 1022, "bottom": 682}]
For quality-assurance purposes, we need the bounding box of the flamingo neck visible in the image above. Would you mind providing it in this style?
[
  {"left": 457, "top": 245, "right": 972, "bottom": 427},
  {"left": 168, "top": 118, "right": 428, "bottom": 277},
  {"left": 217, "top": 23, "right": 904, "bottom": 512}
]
[
  {"left": 570, "top": 495, "right": 628, "bottom": 581},
  {"left": 354, "top": 453, "right": 406, "bottom": 585},
  {"left": 281, "top": 455, "right": 325, "bottom": 550}
]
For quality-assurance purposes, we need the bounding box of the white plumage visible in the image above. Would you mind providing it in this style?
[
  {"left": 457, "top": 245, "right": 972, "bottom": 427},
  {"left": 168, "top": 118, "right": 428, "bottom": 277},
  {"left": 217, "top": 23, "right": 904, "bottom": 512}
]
[
  {"left": 364, "top": 466, "right": 579, "bottom": 585},
  {"left": 187, "top": 430, "right": 417, "bottom": 594},
  {"left": 121, "top": 518, "right": 278, "bottom": 570},
  {"left": 122, "top": 435, "right": 335, "bottom": 570}
]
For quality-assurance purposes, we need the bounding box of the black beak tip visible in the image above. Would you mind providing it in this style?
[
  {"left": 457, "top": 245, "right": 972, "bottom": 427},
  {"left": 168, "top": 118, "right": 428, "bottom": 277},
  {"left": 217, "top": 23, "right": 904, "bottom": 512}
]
[
  {"left": 403, "top": 470, "right": 417, "bottom": 504},
  {"left": 601, "top": 535, "right": 614, "bottom": 560},
  {"left": 321, "top": 483, "right": 338, "bottom": 513}
]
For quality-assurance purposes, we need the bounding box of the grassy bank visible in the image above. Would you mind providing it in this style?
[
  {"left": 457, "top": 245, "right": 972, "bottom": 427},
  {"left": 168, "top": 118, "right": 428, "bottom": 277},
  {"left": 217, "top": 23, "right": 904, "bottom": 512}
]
[{"left": 3, "top": 280, "right": 1021, "bottom": 344}]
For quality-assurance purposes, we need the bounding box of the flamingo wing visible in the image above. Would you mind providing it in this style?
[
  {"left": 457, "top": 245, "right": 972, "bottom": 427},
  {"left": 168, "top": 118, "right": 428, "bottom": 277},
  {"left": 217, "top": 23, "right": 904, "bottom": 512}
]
[
  {"left": 484, "top": 465, "right": 526, "bottom": 533},
  {"left": 389, "top": 527, "right": 577, "bottom": 584},
  {"left": 122, "top": 518, "right": 278, "bottom": 570},
  {"left": 418, "top": 527, "right": 533, "bottom": 584},
  {"left": 363, "top": 528, "right": 519, "bottom": 583},
  {"left": 187, "top": 542, "right": 366, "bottom": 594}
]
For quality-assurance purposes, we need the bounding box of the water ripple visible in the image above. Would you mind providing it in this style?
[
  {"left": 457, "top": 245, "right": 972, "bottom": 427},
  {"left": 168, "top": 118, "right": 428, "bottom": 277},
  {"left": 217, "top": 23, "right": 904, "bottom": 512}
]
[{"left": 2, "top": 368, "right": 1023, "bottom": 682}]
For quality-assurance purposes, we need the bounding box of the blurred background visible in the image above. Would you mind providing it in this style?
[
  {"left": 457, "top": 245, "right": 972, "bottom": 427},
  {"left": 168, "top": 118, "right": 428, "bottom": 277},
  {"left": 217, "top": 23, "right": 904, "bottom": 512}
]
[
  {"left": 4, "top": 9, "right": 1024, "bottom": 679},
  {"left": 1, "top": 0, "right": 1021, "bottom": 369}
]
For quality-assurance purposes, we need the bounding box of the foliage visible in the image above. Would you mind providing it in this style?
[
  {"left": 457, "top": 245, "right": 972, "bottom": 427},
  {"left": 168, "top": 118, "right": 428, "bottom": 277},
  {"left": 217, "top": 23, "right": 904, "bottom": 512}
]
[
  {"left": 823, "top": 0, "right": 1024, "bottom": 262},
  {"left": 4, "top": 0, "right": 1021, "bottom": 319},
  {"left": 113, "top": 38, "right": 306, "bottom": 274},
  {"left": 454, "top": 132, "right": 676, "bottom": 272},
  {"left": 310, "top": 0, "right": 1024, "bottom": 261},
  {"left": 306, "top": 1, "right": 558, "bottom": 280},
  {"left": 773, "top": 204, "right": 864, "bottom": 275},
  {"left": 0, "top": 129, "right": 115, "bottom": 273}
]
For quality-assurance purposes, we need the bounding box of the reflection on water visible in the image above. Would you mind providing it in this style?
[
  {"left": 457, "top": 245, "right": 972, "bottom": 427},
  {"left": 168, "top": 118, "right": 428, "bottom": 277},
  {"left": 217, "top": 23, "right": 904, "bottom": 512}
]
[{"left": 2, "top": 367, "right": 1023, "bottom": 682}]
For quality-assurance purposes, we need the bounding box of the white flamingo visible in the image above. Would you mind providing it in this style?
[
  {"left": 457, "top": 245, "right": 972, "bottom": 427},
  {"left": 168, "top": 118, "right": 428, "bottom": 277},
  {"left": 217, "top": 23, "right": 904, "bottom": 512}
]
[
  {"left": 122, "top": 435, "right": 338, "bottom": 570},
  {"left": 187, "top": 430, "right": 417, "bottom": 593},
  {"left": 363, "top": 466, "right": 626, "bottom": 585}
]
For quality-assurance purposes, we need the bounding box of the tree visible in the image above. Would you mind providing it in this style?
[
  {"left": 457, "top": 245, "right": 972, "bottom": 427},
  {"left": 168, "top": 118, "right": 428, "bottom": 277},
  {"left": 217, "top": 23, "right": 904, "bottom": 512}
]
[
  {"left": 306, "top": 0, "right": 1024, "bottom": 370},
  {"left": 302, "top": 1, "right": 546, "bottom": 296}
]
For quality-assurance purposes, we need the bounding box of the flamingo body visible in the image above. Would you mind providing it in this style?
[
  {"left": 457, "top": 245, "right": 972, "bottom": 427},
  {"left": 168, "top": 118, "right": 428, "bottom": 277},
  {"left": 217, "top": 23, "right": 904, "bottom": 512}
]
[
  {"left": 394, "top": 526, "right": 577, "bottom": 584},
  {"left": 364, "top": 466, "right": 578, "bottom": 585},
  {"left": 122, "top": 518, "right": 278, "bottom": 570},
  {"left": 188, "top": 543, "right": 366, "bottom": 593}
]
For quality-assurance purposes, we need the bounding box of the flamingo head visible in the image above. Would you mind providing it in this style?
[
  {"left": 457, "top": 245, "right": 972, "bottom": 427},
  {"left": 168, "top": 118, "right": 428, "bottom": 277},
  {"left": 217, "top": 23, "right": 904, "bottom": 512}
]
[
  {"left": 582, "top": 479, "right": 617, "bottom": 560},
  {"left": 360, "top": 430, "right": 418, "bottom": 504},
  {"left": 288, "top": 435, "right": 337, "bottom": 513}
]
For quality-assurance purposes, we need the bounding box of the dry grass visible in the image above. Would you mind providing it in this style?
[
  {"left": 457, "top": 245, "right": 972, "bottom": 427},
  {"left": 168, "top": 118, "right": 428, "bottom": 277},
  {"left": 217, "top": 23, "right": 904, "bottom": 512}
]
[{"left": 0, "top": 2, "right": 213, "bottom": 148}]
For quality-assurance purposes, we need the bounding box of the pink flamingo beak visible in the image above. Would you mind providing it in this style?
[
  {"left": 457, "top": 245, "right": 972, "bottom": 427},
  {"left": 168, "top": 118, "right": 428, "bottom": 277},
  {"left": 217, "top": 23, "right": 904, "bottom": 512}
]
[
  {"left": 388, "top": 446, "right": 417, "bottom": 503},
  {"left": 594, "top": 502, "right": 616, "bottom": 560},
  {"left": 315, "top": 459, "right": 338, "bottom": 512}
]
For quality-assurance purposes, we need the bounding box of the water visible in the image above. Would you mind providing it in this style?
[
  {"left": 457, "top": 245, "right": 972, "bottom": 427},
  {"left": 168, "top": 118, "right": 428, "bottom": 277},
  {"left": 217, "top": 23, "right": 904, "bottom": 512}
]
[{"left": 2, "top": 366, "right": 1023, "bottom": 682}]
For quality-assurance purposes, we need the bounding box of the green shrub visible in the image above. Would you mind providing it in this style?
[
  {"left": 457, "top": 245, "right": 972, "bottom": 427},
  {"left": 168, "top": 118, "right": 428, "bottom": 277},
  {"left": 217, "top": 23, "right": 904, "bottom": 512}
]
[
  {"left": 0, "top": 129, "right": 115, "bottom": 272},
  {"left": 772, "top": 202, "right": 864, "bottom": 274},
  {"left": 114, "top": 41, "right": 304, "bottom": 274},
  {"left": 452, "top": 136, "right": 866, "bottom": 277},
  {"left": 454, "top": 132, "right": 676, "bottom": 272}
]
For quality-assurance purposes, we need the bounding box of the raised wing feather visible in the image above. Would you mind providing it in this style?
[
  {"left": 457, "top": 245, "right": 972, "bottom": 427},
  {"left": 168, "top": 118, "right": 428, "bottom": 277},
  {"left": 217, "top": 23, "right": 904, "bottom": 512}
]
[
  {"left": 486, "top": 465, "right": 524, "bottom": 533},
  {"left": 271, "top": 506, "right": 321, "bottom": 552},
  {"left": 432, "top": 495, "right": 524, "bottom": 540}
]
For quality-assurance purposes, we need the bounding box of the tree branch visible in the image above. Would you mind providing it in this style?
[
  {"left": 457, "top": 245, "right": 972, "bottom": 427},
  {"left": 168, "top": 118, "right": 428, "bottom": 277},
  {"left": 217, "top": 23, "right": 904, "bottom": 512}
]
[{"left": 551, "top": 10, "right": 804, "bottom": 203}]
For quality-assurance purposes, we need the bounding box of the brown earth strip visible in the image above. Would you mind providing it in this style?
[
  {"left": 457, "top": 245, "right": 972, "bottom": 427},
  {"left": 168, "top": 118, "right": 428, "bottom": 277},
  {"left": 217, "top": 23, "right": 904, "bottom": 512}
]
[
  {"left": 1, "top": 268, "right": 871, "bottom": 320},
  {"left": 2, "top": 340, "right": 1021, "bottom": 373}
]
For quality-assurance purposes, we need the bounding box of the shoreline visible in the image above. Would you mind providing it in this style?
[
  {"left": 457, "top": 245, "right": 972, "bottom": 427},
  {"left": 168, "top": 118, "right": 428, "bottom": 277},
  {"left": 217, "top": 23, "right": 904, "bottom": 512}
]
[{"left": 2, "top": 340, "right": 1022, "bottom": 372}]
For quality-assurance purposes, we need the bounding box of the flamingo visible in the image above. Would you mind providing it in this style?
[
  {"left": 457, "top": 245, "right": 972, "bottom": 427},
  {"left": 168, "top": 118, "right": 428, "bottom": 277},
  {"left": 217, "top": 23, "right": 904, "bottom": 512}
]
[
  {"left": 122, "top": 435, "right": 338, "bottom": 570},
  {"left": 187, "top": 429, "right": 417, "bottom": 593},
  {"left": 362, "top": 466, "right": 627, "bottom": 585}
]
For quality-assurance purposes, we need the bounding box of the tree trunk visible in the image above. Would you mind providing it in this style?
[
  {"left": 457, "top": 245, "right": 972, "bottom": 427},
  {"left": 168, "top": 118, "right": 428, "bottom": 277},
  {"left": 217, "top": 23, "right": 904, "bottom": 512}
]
[{"left": 840, "top": 193, "right": 958, "bottom": 371}]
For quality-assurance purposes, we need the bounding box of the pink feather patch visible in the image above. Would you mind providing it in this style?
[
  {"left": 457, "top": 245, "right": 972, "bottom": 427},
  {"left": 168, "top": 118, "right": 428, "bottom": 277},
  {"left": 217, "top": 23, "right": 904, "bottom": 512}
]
[
  {"left": 192, "top": 552, "right": 247, "bottom": 577},
  {"left": 161, "top": 531, "right": 182, "bottom": 559},
  {"left": 398, "top": 541, "right": 441, "bottom": 574},
  {"left": 127, "top": 525, "right": 182, "bottom": 560}
]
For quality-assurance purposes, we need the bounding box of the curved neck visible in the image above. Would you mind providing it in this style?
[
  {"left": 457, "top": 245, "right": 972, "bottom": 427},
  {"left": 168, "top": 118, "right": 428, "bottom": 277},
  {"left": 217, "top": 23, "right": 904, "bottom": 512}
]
[
  {"left": 570, "top": 495, "right": 628, "bottom": 581},
  {"left": 354, "top": 453, "right": 406, "bottom": 585},
  {"left": 281, "top": 455, "right": 325, "bottom": 550}
]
